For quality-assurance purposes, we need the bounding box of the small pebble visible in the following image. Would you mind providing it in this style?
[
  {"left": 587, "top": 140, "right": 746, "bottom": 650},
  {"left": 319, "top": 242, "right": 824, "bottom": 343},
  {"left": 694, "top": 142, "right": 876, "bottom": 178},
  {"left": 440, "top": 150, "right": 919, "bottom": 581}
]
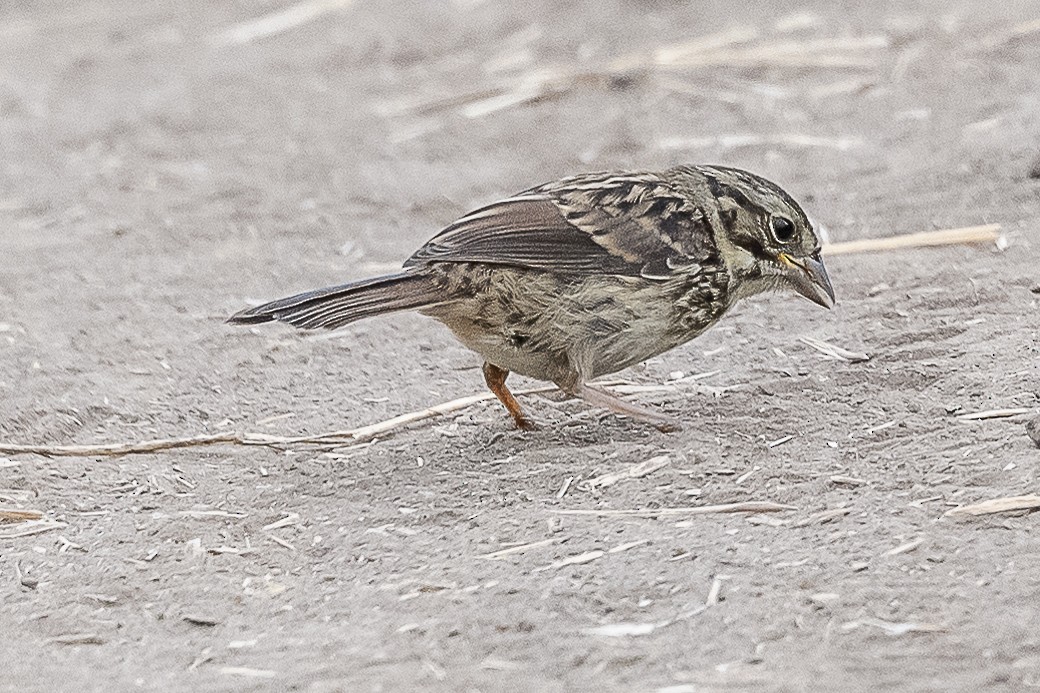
[
  {"left": 183, "top": 614, "right": 221, "bottom": 627},
  {"left": 1026, "top": 417, "right": 1040, "bottom": 448}
]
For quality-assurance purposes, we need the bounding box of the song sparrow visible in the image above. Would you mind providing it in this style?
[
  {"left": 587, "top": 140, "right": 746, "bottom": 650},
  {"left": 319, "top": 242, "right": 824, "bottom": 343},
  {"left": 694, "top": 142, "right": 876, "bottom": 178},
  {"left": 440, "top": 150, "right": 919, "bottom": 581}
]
[{"left": 229, "top": 165, "right": 834, "bottom": 431}]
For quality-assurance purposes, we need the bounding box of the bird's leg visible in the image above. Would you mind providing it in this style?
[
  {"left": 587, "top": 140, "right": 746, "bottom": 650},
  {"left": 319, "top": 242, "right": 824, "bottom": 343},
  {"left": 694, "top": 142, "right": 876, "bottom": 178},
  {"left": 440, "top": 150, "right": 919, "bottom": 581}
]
[
  {"left": 482, "top": 362, "right": 537, "bottom": 431},
  {"left": 572, "top": 382, "right": 682, "bottom": 433}
]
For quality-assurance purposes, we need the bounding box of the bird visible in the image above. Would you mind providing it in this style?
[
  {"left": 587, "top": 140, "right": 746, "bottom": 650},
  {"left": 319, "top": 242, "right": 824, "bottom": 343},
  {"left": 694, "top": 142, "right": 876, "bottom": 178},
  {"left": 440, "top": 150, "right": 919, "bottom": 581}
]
[{"left": 228, "top": 165, "right": 835, "bottom": 432}]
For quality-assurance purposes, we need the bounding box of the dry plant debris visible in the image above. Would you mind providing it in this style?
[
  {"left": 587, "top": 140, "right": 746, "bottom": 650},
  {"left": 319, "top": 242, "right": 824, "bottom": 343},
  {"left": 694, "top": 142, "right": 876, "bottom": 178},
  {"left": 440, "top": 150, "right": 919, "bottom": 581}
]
[
  {"left": 956, "top": 407, "right": 1033, "bottom": 421},
  {"left": 830, "top": 475, "right": 868, "bottom": 487},
  {"left": 944, "top": 495, "right": 1040, "bottom": 518},
  {"left": 46, "top": 633, "right": 104, "bottom": 646},
  {"left": 0, "top": 519, "right": 67, "bottom": 539},
  {"left": 0, "top": 508, "right": 43, "bottom": 523},
  {"left": 0, "top": 386, "right": 554, "bottom": 458},
  {"left": 554, "top": 501, "right": 796, "bottom": 518},
  {"left": 793, "top": 507, "right": 851, "bottom": 526},
  {"left": 584, "top": 455, "right": 671, "bottom": 489},
  {"left": 385, "top": 27, "right": 890, "bottom": 121},
  {"left": 479, "top": 537, "right": 561, "bottom": 561},
  {"left": 219, "top": 667, "right": 277, "bottom": 679},
  {"left": 799, "top": 336, "right": 870, "bottom": 362},
  {"left": 884, "top": 538, "right": 925, "bottom": 556},
  {"left": 210, "top": 0, "right": 355, "bottom": 46},
  {"left": 585, "top": 575, "right": 726, "bottom": 638},
  {"left": 842, "top": 618, "right": 946, "bottom": 636},
  {"left": 585, "top": 622, "right": 658, "bottom": 638},
  {"left": 822, "top": 224, "right": 1002, "bottom": 255}
]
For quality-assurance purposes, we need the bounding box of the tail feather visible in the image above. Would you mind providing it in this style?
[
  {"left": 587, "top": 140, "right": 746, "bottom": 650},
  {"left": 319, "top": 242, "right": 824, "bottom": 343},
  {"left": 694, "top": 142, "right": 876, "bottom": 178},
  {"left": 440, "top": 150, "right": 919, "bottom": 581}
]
[{"left": 228, "top": 272, "right": 438, "bottom": 330}]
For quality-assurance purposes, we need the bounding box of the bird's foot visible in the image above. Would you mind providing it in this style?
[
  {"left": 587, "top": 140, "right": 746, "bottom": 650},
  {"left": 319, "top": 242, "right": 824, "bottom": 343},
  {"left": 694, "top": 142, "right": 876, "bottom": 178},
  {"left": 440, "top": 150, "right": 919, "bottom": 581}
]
[{"left": 512, "top": 415, "right": 538, "bottom": 432}]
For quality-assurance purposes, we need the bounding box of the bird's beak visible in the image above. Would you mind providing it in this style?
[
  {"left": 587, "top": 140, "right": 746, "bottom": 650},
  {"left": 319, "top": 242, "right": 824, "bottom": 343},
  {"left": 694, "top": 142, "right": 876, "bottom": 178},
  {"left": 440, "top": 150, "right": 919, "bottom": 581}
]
[{"left": 778, "top": 251, "right": 835, "bottom": 309}]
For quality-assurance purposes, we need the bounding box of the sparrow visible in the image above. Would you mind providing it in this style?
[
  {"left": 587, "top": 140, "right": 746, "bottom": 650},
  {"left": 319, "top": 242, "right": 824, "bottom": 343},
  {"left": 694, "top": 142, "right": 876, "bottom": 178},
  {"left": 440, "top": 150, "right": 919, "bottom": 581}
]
[{"left": 229, "top": 165, "right": 835, "bottom": 431}]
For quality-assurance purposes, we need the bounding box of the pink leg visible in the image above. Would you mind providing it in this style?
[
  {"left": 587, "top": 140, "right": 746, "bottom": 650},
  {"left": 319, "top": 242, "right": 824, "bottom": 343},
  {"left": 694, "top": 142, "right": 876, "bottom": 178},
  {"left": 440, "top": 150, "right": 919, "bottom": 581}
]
[{"left": 573, "top": 382, "right": 681, "bottom": 432}]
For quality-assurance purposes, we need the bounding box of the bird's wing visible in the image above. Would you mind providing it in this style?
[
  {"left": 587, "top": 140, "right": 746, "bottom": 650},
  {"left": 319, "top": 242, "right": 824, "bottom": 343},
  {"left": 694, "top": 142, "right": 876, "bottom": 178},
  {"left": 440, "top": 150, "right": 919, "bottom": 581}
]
[{"left": 403, "top": 172, "right": 718, "bottom": 279}]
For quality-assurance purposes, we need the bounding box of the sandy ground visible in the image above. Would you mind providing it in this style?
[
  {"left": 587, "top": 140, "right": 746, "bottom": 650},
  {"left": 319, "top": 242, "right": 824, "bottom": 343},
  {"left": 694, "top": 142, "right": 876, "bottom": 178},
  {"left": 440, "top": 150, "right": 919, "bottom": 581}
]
[{"left": 2, "top": 1, "right": 1039, "bottom": 691}]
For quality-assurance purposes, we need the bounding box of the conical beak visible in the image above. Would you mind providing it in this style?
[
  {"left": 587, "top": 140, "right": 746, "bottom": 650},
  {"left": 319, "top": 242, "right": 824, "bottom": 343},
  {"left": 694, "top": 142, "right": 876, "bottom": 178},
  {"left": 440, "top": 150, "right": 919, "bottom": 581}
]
[{"left": 779, "top": 251, "right": 835, "bottom": 309}]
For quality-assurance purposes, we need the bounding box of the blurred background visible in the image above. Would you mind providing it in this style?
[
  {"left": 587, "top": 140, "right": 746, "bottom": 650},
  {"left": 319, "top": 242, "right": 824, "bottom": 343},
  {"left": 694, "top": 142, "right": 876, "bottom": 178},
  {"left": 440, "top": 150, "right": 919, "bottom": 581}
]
[{"left": 4, "top": 0, "right": 1037, "bottom": 283}]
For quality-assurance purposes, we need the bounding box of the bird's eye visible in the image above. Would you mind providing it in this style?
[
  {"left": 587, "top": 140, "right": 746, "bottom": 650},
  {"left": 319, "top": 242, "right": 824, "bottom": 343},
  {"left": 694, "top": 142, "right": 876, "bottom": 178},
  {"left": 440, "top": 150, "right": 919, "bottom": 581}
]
[{"left": 771, "top": 216, "right": 796, "bottom": 243}]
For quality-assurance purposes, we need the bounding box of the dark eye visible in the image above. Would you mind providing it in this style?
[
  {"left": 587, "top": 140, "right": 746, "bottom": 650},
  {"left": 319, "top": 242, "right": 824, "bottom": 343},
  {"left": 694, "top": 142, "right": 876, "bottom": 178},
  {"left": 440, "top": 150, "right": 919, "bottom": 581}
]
[{"left": 771, "top": 216, "right": 796, "bottom": 243}]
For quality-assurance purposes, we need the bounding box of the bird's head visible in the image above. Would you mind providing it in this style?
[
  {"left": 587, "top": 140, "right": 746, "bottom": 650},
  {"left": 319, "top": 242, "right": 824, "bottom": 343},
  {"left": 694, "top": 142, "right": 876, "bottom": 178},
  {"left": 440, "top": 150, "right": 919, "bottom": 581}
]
[{"left": 695, "top": 165, "right": 835, "bottom": 309}]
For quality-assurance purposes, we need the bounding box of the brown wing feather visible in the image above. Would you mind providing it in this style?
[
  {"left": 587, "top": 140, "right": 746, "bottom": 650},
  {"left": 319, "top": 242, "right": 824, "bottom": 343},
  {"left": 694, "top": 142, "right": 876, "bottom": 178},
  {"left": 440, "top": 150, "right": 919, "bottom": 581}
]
[
  {"left": 404, "top": 171, "right": 719, "bottom": 279},
  {"left": 403, "top": 194, "right": 632, "bottom": 274}
]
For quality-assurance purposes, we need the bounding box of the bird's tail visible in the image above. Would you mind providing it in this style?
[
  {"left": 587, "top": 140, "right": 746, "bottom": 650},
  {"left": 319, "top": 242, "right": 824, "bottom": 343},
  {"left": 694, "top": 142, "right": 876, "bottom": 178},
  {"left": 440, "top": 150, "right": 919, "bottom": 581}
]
[{"left": 227, "top": 272, "right": 440, "bottom": 330}]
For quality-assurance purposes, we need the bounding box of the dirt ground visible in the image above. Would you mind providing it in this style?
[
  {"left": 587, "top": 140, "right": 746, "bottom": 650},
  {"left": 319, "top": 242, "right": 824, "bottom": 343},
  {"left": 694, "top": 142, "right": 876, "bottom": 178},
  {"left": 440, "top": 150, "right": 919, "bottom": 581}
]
[{"left": 2, "top": 1, "right": 1039, "bottom": 691}]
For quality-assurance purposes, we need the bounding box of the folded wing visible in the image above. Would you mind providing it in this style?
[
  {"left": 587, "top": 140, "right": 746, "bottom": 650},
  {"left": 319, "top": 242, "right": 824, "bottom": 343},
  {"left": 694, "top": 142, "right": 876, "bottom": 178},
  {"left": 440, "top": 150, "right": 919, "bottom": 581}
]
[{"left": 404, "top": 172, "right": 718, "bottom": 280}]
